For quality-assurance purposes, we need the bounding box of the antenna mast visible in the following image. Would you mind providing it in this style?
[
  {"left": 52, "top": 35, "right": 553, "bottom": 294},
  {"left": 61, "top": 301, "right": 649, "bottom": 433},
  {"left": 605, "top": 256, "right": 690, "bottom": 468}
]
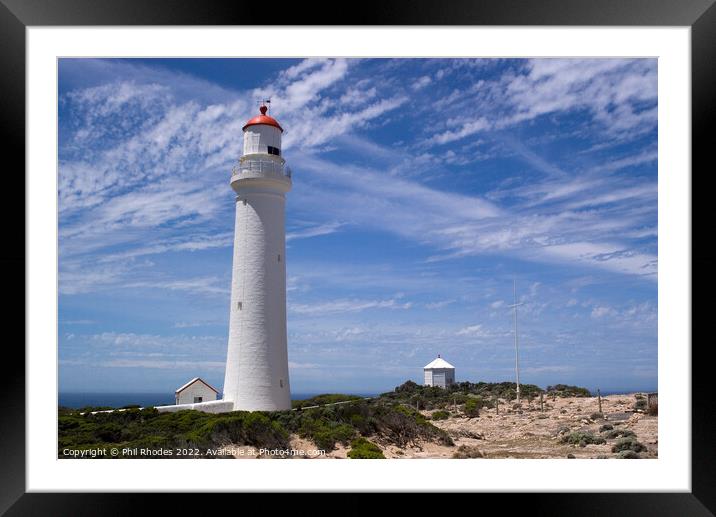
[{"left": 509, "top": 279, "right": 524, "bottom": 404}]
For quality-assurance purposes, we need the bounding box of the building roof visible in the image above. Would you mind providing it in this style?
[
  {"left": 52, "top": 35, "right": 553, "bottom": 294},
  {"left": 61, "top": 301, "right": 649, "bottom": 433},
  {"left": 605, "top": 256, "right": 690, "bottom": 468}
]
[
  {"left": 242, "top": 105, "right": 283, "bottom": 132},
  {"left": 423, "top": 356, "right": 455, "bottom": 369},
  {"left": 175, "top": 377, "right": 219, "bottom": 394}
]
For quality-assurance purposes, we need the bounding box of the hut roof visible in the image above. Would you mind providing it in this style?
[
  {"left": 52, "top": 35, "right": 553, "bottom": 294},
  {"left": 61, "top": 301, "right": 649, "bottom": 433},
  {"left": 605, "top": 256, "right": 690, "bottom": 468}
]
[
  {"left": 423, "top": 357, "right": 455, "bottom": 369},
  {"left": 175, "top": 377, "right": 219, "bottom": 394}
]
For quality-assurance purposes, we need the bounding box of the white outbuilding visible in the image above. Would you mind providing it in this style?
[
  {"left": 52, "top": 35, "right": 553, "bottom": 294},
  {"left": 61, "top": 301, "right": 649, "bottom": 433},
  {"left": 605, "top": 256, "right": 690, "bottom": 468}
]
[
  {"left": 423, "top": 355, "right": 456, "bottom": 388},
  {"left": 175, "top": 377, "right": 219, "bottom": 405}
]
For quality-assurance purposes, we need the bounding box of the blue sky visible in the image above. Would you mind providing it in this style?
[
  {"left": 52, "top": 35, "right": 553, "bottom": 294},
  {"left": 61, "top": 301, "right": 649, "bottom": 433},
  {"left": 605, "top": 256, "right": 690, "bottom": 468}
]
[{"left": 58, "top": 58, "right": 657, "bottom": 395}]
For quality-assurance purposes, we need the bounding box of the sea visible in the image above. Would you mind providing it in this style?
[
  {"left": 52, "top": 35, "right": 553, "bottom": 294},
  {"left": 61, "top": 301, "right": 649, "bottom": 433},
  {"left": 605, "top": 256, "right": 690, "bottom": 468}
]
[{"left": 59, "top": 392, "right": 380, "bottom": 409}]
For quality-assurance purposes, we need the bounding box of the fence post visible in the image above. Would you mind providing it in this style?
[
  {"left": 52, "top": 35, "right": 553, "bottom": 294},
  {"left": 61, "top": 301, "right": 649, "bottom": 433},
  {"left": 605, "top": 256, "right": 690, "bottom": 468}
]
[
  {"left": 495, "top": 397, "right": 499, "bottom": 415},
  {"left": 540, "top": 392, "right": 544, "bottom": 412},
  {"left": 598, "top": 389, "right": 602, "bottom": 414}
]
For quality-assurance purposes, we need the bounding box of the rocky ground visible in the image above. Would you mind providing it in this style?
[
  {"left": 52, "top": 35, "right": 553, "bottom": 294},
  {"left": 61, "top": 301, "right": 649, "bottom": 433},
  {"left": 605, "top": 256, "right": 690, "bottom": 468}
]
[{"left": 221, "top": 394, "right": 657, "bottom": 459}]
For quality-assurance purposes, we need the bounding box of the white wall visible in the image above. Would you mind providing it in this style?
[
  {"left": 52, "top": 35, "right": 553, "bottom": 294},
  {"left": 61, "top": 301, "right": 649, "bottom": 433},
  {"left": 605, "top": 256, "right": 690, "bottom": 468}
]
[
  {"left": 423, "top": 369, "right": 432, "bottom": 386},
  {"left": 223, "top": 184, "right": 291, "bottom": 411},
  {"left": 176, "top": 382, "right": 218, "bottom": 405},
  {"left": 425, "top": 368, "right": 455, "bottom": 388},
  {"left": 243, "top": 125, "right": 281, "bottom": 155},
  {"left": 157, "top": 400, "right": 233, "bottom": 414}
]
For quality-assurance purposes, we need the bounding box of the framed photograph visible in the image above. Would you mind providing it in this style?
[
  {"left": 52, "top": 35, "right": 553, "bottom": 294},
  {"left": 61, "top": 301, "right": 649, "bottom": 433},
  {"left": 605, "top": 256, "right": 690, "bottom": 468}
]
[{"left": 6, "top": 0, "right": 714, "bottom": 512}]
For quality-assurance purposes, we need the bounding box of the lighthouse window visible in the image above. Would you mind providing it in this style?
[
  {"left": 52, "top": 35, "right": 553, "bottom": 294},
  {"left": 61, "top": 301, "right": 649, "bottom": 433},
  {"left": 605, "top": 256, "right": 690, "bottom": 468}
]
[
  {"left": 267, "top": 145, "right": 280, "bottom": 156},
  {"left": 278, "top": 254, "right": 281, "bottom": 262},
  {"left": 237, "top": 302, "right": 242, "bottom": 310}
]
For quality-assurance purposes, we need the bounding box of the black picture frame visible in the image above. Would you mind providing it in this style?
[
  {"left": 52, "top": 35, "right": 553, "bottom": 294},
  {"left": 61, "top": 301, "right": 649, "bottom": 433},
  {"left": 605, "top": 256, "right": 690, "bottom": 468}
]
[{"left": 3, "top": 0, "right": 713, "bottom": 513}]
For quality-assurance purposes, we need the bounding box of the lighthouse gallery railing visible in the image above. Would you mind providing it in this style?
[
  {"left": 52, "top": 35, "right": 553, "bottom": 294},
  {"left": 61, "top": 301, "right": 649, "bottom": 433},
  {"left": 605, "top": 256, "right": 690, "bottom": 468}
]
[{"left": 231, "top": 157, "right": 292, "bottom": 179}]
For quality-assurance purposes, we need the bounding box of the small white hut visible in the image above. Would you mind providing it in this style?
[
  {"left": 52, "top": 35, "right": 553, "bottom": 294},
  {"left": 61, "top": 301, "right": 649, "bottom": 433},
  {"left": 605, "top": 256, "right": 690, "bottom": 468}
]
[
  {"left": 423, "top": 355, "right": 455, "bottom": 388},
  {"left": 175, "top": 377, "right": 219, "bottom": 405}
]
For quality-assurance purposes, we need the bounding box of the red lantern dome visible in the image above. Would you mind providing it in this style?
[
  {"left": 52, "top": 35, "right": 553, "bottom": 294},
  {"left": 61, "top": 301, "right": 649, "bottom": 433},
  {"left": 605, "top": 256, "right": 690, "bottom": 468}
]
[{"left": 242, "top": 105, "right": 283, "bottom": 132}]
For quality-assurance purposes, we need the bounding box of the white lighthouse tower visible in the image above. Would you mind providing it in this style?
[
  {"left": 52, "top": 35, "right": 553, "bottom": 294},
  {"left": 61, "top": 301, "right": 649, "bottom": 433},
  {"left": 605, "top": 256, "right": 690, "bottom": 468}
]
[{"left": 222, "top": 103, "right": 292, "bottom": 411}]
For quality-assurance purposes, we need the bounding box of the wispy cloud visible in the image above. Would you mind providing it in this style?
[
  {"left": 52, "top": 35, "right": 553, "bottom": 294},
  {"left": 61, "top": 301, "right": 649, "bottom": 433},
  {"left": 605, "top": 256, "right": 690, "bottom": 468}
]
[
  {"left": 290, "top": 296, "right": 413, "bottom": 316},
  {"left": 287, "top": 222, "right": 344, "bottom": 242},
  {"left": 456, "top": 324, "right": 486, "bottom": 336},
  {"left": 425, "top": 300, "right": 455, "bottom": 309}
]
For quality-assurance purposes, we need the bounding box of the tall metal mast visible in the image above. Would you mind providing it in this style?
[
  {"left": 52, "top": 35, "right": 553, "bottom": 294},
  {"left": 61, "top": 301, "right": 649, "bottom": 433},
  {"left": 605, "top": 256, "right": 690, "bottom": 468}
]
[{"left": 508, "top": 279, "right": 524, "bottom": 404}]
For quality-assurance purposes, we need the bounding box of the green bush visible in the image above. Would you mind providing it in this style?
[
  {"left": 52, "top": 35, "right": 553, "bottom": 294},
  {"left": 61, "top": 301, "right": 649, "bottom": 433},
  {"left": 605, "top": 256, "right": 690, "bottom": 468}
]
[
  {"left": 385, "top": 380, "right": 547, "bottom": 406},
  {"left": 545, "top": 384, "right": 591, "bottom": 398},
  {"left": 347, "top": 437, "right": 384, "bottom": 459},
  {"left": 612, "top": 436, "right": 647, "bottom": 454},
  {"left": 634, "top": 398, "right": 648, "bottom": 411},
  {"left": 431, "top": 410, "right": 450, "bottom": 420},
  {"left": 599, "top": 424, "right": 614, "bottom": 432},
  {"left": 464, "top": 399, "right": 480, "bottom": 418},
  {"left": 604, "top": 429, "right": 636, "bottom": 439},
  {"left": 298, "top": 417, "right": 356, "bottom": 451},
  {"left": 560, "top": 431, "right": 606, "bottom": 446},
  {"left": 311, "top": 429, "right": 337, "bottom": 451},
  {"left": 372, "top": 404, "right": 453, "bottom": 447},
  {"left": 616, "top": 450, "right": 641, "bottom": 459}
]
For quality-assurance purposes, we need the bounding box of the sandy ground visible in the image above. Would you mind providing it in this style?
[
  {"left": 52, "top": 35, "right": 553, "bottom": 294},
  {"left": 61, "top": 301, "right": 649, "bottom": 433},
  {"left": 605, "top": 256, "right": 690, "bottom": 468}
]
[
  {"left": 220, "top": 394, "right": 657, "bottom": 459},
  {"left": 403, "top": 394, "right": 658, "bottom": 459}
]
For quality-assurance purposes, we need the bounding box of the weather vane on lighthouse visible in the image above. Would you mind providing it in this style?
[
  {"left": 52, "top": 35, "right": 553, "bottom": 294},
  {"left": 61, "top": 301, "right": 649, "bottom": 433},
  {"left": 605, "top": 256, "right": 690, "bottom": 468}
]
[{"left": 257, "top": 98, "right": 271, "bottom": 113}]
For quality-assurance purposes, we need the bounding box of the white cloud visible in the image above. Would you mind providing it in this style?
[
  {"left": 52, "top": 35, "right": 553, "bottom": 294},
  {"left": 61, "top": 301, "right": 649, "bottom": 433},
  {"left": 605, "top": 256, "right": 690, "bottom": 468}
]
[
  {"left": 125, "top": 277, "right": 228, "bottom": 297},
  {"left": 339, "top": 86, "right": 377, "bottom": 107},
  {"left": 591, "top": 306, "right": 617, "bottom": 318},
  {"left": 105, "top": 359, "right": 225, "bottom": 370},
  {"left": 290, "top": 296, "right": 413, "bottom": 316},
  {"left": 504, "top": 59, "right": 657, "bottom": 135},
  {"left": 425, "top": 300, "right": 455, "bottom": 309},
  {"left": 411, "top": 75, "right": 432, "bottom": 91},
  {"left": 287, "top": 222, "right": 344, "bottom": 242},
  {"left": 456, "top": 324, "right": 485, "bottom": 336},
  {"left": 272, "top": 58, "right": 349, "bottom": 109},
  {"left": 431, "top": 117, "right": 490, "bottom": 145}
]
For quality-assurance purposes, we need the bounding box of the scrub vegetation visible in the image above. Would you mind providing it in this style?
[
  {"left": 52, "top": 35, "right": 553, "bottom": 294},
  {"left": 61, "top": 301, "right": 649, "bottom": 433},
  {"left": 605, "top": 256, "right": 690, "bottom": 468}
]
[
  {"left": 58, "top": 393, "right": 452, "bottom": 458},
  {"left": 58, "top": 379, "right": 599, "bottom": 459}
]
